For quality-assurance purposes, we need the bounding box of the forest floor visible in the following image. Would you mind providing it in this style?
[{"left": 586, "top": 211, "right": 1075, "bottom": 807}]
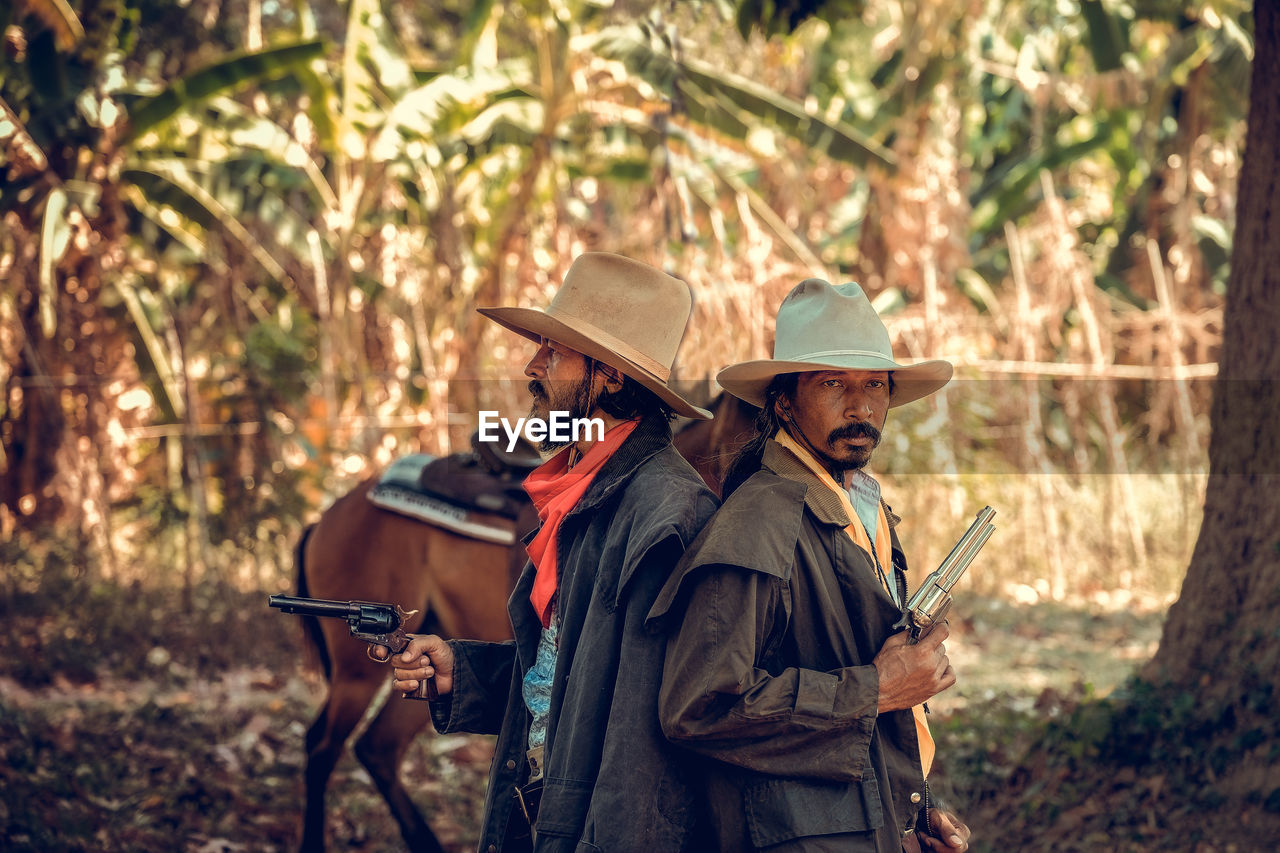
[{"left": 2, "top": 578, "right": 1265, "bottom": 852}]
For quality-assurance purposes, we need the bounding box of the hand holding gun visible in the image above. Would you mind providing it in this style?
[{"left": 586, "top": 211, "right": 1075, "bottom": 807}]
[
  {"left": 895, "top": 506, "right": 996, "bottom": 644},
  {"left": 268, "top": 594, "right": 438, "bottom": 700}
]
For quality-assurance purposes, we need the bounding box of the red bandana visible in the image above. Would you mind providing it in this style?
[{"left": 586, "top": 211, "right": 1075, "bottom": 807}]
[{"left": 523, "top": 419, "right": 639, "bottom": 627}]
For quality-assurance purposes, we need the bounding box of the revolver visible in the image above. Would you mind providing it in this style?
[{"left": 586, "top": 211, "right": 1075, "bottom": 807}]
[
  {"left": 268, "top": 594, "right": 438, "bottom": 700},
  {"left": 895, "top": 506, "right": 996, "bottom": 644}
]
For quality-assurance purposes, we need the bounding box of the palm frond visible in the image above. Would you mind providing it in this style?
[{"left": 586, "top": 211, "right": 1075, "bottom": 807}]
[
  {"left": 124, "top": 39, "right": 326, "bottom": 141},
  {"left": 586, "top": 26, "right": 896, "bottom": 171},
  {"left": 123, "top": 160, "right": 289, "bottom": 285}
]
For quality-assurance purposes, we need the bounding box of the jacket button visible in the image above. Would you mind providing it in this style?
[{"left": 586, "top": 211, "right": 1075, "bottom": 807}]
[
  {"left": 488, "top": 846, "right": 498, "bottom": 853},
  {"left": 910, "top": 792, "right": 922, "bottom": 804},
  {"left": 505, "top": 759, "right": 517, "bottom": 771}
]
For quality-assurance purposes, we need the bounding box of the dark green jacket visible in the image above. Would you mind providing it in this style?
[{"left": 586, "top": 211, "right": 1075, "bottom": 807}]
[
  {"left": 430, "top": 414, "right": 719, "bottom": 853},
  {"left": 650, "top": 439, "right": 928, "bottom": 852}
]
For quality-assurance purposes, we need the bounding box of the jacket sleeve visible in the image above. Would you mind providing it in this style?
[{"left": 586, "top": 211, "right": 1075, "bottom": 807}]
[
  {"left": 658, "top": 563, "right": 881, "bottom": 783},
  {"left": 429, "top": 639, "right": 515, "bottom": 736}
]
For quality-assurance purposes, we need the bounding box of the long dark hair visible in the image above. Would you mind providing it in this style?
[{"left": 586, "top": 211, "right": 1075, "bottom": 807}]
[
  {"left": 585, "top": 357, "right": 677, "bottom": 422},
  {"left": 720, "top": 374, "right": 798, "bottom": 497}
]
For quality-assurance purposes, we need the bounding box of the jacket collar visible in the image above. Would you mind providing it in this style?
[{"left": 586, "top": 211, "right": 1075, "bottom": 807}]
[
  {"left": 762, "top": 438, "right": 901, "bottom": 530},
  {"left": 762, "top": 439, "right": 850, "bottom": 527},
  {"left": 566, "top": 413, "right": 673, "bottom": 519}
]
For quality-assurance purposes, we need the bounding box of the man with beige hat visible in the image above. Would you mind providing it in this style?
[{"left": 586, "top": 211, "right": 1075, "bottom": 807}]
[
  {"left": 390, "top": 253, "right": 718, "bottom": 852},
  {"left": 650, "top": 279, "right": 972, "bottom": 852}
]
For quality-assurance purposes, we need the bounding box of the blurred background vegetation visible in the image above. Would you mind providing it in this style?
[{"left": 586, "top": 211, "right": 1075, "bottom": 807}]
[
  {"left": 0, "top": 0, "right": 1258, "bottom": 849},
  {"left": 2, "top": 0, "right": 1249, "bottom": 598}
]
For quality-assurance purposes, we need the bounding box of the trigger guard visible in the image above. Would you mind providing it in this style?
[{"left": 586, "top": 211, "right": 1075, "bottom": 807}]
[{"left": 367, "top": 645, "right": 389, "bottom": 663}]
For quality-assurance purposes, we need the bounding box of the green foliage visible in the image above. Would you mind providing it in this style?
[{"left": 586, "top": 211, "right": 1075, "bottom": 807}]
[
  {"left": 733, "top": 0, "right": 867, "bottom": 40},
  {"left": 1080, "top": 0, "right": 1130, "bottom": 72},
  {"left": 0, "top": 0, "right": 1248, "bottom": 595},
  {"left": 591, "top": 23, "right": 895, "bottom": 170},
  {"left": 123, "top": 38, "right": 326, "bottom": 140},
  {"left": 970, "top": 119, "right": 1120, "bottom": 237}
]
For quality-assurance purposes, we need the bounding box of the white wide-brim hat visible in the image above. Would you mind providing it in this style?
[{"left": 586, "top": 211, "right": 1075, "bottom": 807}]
[
  {"left": 717, "top": 279, "right": 953, "bottom": 408},
  {"left": 478, "top": 252, "right": 712, "bottom": 420}
]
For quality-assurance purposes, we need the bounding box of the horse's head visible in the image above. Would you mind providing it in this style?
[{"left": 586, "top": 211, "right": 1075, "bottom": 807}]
[{"left": 673, "top": 391, "right": 760, "bottom": 496}]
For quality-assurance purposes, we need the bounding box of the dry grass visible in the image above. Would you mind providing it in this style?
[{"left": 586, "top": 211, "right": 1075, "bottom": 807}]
[{"left": 884, "top": 471, "right": 1202, "bottom": 606}]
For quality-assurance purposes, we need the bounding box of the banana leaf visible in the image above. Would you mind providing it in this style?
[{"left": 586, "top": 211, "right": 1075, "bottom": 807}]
[
  {"left": 1080, "top": 0, "right": 1129, "bottom": 73},
  {"left": 123, "top": 39, "right": 326, "bottom": 141},
  {"left": 971, "top": 122, "right": 1118, "bottom": 235},
  {"left": 587, "top": 26, "right": 895, "bottom": 171},
  {"left": 123, "top": 160, "right": 288, "bottom": 284}
]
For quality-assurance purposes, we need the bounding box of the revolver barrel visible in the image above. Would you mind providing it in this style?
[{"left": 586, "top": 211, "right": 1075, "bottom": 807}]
[
  {"left": 933, "top": 506, "right": 996, "bottom": 592},
  {"left": 900, "top": 506, "right": 997, "bottom": 641},
  {"left": 268, "top": 594, "right": 358, "bottom": 619}
]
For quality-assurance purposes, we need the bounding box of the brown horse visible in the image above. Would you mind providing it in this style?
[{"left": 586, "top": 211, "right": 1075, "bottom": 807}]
[
  {"left": 673, "top": 390, "right": 760, "bottom": 492},
  {"left": 292, "top": 392, "right": 757, "bottom": 852}
]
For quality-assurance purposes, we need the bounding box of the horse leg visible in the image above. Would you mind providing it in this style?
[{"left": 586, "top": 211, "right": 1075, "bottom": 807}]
[
  {"left": 300, "top": 673, "right": 383, "bottom": 852},
  {"left": 353, "top": 692, "right": 445, "bottom": 853}
]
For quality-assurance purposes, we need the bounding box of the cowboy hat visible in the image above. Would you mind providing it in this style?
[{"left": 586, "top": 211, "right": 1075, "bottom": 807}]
[
  {"left": 717, "top": 278, "right": 953, "bottom": 408},
  {"left": 478, "top": 252, "right": 712, "bottom": 420}
]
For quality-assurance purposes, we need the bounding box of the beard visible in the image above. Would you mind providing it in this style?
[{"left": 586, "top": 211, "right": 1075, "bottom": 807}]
[
  {"left": 527, "top": 377, "right": 596, "bottom": 452},
  {"left": 818, "top": 420, "right": 882, "bottom": 473}
]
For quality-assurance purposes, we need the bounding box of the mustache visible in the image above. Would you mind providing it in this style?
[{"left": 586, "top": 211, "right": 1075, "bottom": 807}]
[
  {"left": 528, "top": 380, "right": 547, "bottom": 401},
  {"left": 828, "top": 421, "right": 881, "bottom": 445}
]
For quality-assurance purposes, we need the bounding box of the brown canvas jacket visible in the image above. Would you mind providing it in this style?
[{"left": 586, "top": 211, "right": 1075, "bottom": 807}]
[{"left": 650, "top": 439, "right": 928, "bottom": 852}]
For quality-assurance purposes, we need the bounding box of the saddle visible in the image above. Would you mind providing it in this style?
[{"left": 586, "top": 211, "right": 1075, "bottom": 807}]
[
  {"left": 368, "top": 432, "right": 541, "bottom": 545},
  {"left": 470, "top": 431, "right": 542, "bottom": 477}
]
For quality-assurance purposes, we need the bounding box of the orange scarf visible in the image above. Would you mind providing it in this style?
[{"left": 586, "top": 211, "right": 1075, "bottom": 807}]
[
  {"left": 775, "top": 430, "right": 935, "bottom": 777},
  {"left": 774, "top": 430, "right": 892, "bottom": 572},
  {"left": 523, "top": 419, "right": 639, "bottom": 627}
]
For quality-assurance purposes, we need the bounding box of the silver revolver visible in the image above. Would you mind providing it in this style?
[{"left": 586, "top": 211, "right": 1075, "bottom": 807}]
[{"left": 895, "top": 506, "right": 996, "bottom": 643}]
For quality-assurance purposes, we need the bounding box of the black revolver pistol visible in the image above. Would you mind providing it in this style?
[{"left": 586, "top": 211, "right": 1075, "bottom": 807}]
[{"left": 269, "top": 594, "right": 438, "bottom": 700}]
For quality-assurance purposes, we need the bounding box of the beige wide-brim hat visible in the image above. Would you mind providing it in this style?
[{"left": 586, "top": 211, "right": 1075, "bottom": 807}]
[
  {"left": 478, "top": 252, "right": 712, "bottom": 420},
  {"left": 717, "top": 278, "right": 953, "bottom": 408}
]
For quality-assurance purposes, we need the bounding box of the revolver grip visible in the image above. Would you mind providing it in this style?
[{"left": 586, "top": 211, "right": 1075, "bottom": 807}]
[
  {"left": 403, "top": 677, "right": 439, "bottom": 702},
  {"left": 364, "top": 643, "right": 439, "bottom": 701}
]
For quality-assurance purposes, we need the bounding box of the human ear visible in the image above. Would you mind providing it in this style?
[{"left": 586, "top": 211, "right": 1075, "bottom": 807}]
[
  {"left": 596, "top": 364, "right": 624, "bottom": 394},
  {"left": 773, "top": 395, "right": 793, "bottom": 422}
]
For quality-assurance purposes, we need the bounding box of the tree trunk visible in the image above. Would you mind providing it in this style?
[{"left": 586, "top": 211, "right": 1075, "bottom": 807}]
[{"left": 1142, "top": 0, "right": 1279, "bottom": 799}]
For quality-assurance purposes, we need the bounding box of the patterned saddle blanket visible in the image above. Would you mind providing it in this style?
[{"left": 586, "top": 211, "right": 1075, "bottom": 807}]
[{"left": 368, "top": 433, "right": 541, "bottom": 546}]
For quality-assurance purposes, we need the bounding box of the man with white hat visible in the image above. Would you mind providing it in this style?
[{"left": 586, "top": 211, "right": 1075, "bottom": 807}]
[
  {"left": 650, "top": 279, "right": 972, "bottom": 852},
  {"left": 391, "top": 253, "right": 718, "bottom": 852}
]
